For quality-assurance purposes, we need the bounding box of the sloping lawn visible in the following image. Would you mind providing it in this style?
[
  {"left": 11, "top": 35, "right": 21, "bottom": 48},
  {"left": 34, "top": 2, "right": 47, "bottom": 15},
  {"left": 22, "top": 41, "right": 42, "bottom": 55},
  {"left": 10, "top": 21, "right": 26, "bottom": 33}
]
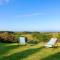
[{"left": 0, "top": 43, "right": 60, "bottom": 60}]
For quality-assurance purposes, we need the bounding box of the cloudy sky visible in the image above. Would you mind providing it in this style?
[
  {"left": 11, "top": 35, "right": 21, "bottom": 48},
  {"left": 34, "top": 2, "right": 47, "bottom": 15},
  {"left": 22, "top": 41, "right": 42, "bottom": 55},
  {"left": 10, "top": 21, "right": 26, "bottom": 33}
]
[{"left": 0, "top": 0, "right": 60, "bottom": 32}]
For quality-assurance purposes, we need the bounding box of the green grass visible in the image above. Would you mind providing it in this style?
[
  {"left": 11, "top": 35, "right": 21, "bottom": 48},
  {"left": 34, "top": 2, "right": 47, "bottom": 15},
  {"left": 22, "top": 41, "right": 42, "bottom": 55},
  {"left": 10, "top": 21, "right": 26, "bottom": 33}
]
[{"left": 0, "top": 43, "right": 60, "bottom": 60}]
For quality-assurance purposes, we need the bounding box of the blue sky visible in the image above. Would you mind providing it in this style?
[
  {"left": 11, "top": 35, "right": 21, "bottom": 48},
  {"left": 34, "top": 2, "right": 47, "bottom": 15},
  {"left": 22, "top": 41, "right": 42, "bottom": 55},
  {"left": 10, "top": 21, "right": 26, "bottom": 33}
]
[{"left": 0, "top": 0, "right": 60, "bottom": 32}]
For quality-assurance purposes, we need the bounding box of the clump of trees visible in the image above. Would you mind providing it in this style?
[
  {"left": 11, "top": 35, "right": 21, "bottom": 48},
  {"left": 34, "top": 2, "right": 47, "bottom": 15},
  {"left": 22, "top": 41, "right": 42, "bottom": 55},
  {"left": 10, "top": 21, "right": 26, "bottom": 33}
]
[
  {"left": 0, "top": 31, "right": 60, "bottom": 43},
  {"left": 0, "top": 32, "right": 15, "bottom": 43}
]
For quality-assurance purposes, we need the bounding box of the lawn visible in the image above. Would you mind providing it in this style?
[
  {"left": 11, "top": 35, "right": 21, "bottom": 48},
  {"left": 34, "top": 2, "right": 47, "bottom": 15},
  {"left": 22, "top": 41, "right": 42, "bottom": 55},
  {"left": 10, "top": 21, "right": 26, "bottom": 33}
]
[{"left": 0, "top": 43, "right": 60, "bottom": 60}]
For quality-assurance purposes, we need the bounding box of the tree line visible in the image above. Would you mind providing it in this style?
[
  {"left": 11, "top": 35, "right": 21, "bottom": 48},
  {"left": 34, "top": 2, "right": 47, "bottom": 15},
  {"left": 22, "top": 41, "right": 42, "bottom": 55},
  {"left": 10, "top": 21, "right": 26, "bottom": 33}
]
[{"left": 0, "top": 31, "right": 60, "bottom": 43}]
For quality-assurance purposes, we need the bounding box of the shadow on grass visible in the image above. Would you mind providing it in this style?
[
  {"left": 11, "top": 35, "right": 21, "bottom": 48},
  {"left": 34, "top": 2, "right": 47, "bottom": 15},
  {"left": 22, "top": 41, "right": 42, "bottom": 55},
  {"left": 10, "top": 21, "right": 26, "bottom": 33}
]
[
  {"left": 42, "top": 52, "right": 60, "bottom": 60},
  {"left": 0, "top": 44, "right": 20, "bottom": 56},
  {"left": 1, "top": 47, "right": 44, "bottom": 60}
]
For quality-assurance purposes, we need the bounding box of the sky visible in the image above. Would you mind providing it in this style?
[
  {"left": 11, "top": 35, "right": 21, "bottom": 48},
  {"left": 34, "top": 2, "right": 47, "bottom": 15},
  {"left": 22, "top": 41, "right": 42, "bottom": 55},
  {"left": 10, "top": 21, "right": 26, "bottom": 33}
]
[{"left": 0, "top": 0, "right": 60, "bottom": 32}]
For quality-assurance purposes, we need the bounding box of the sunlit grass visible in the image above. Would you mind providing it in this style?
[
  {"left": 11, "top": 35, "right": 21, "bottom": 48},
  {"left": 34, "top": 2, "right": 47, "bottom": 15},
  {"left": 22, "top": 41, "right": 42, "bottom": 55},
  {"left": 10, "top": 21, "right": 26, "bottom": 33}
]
[{"left": 0, "top": 43, "right": 60, "bottom": 60}]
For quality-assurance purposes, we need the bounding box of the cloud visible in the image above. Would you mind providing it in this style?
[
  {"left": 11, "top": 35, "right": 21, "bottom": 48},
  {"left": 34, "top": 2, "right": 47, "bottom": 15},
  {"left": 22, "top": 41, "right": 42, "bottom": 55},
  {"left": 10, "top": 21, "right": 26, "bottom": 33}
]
[
  {"left": 0, "top": 0, "right": 10, "bottom": 5},
  {"left": 17, "top": 12, "right": 45, "bottom": 17}
]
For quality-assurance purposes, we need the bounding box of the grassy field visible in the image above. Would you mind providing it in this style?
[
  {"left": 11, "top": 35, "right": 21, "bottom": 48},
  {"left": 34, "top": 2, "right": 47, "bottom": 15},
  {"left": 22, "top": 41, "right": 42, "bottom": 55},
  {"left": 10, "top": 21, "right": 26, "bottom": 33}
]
[{"left": 0, "top": 43, "right": 60, "bottom": 60}]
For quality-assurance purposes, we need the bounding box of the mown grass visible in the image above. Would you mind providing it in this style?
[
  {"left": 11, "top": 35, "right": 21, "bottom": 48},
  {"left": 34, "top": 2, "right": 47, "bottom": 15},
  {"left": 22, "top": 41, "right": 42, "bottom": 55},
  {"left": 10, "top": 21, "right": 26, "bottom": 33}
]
[{"left": 0, "top": 43, "right": 60, "bottom": 60}]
